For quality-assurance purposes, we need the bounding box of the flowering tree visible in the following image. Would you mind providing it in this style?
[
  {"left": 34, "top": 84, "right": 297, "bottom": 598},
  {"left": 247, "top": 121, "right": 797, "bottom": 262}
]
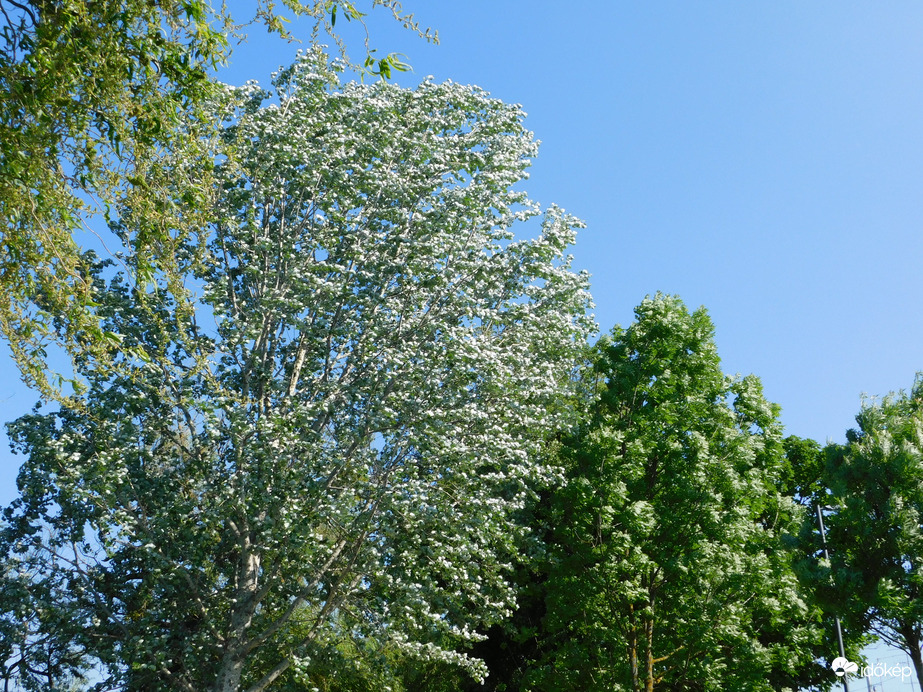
[
  {"left": 533, "top": 295, "right": 827, "bottom": 692},
  {"left": 0, "top": 53, "right": 594, "bottom": 691},
  {"left": 819, "top": 377, "right": 923, "bottom": 688},
  {"left": 0, "top": 0, "right": 433, "bottom": 401}
]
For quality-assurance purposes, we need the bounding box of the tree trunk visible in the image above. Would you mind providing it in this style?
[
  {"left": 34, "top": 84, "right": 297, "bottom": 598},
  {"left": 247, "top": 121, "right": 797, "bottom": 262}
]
[
  {"left": 628, "top": 604, "right": 639, "bottom": 692},
  {"left": 213, "top": 540, "right": 261, "bottom": 692},
  {"left": 906, "top": 634, "right": 923, "bottom": 691},
  {"left": 214, "top": 656, "right": 244, "bottom": 692},
  {"left": 644, "top": 616, "right": 655, "bottom": 692},
  {"left": 642, "top": 577, "right": 657, "bottom": 692}
]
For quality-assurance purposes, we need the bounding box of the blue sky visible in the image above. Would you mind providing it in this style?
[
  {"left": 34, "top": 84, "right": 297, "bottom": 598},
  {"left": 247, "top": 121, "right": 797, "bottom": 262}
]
[{"left": 2, "top": 2, "right": 923, "bottom": 504}]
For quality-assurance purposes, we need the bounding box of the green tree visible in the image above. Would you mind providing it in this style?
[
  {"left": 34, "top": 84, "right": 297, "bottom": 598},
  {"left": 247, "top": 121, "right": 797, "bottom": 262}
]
[
  {"left": 0, "top": 543, "right": 89, "bottom": 691},
  {"left": 0, "top": 53, "right": 594, "bottom": 692},
  {"left": 0, "top": 0, "right": 434, "bottom": 400},
  {"left": 529, "top": 294, "right": 829, "bottom": 692},
  {"left": 818, "top": 376, "right": 923, "bottom": 687}
]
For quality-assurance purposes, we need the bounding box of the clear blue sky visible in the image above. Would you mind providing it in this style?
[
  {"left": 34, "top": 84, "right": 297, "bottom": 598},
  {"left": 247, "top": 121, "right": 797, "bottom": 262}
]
[{"left": 2, "top": 2, "right": 923, "bottom": 504}]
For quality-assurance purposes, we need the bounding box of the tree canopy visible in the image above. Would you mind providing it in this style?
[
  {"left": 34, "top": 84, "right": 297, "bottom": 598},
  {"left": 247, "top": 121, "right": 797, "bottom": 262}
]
[
  {"left": 815, "top": 376, "right": 923, "bottom": 687},
  {"left": 529, "top": 294, "right": 832, "bottom": 692},
  {"left": 3, "top": 2, "right": 916, "bottom": 688},
  {"left": 0, "top": 52, "right": 593, "bottom": 691},
  {"left": 0, "top": 0, "right": 434, "bottom": 400}
]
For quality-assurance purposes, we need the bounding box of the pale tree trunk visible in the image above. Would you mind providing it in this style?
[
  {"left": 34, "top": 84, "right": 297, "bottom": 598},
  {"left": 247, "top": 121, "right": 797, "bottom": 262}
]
[
  {"left": 213, "top": 536, "right": 261, "bottom": 692},
  {"left": 214, "top": 657, "right": 245, "bottom": 692}
]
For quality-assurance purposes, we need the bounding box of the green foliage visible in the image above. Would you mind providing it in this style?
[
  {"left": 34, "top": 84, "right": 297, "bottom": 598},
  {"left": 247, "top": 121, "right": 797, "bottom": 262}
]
[
  {"left": 0, "top": 545, "right": 89, "bottom": 690},
  {"left": 0, "top": 0, "right": 436, "bottom": 402},
  {"left": 523, "top": 294, "right": 832, "bottom": 692},
  {"left": 0, "top": 54, "right": 593, "bottom": 692},
  {"left": 780, "top": 435, "right": 827, "bottom": 504},
  {"left": 816, "top": 375, "right": 923, "bottom": 685}
]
